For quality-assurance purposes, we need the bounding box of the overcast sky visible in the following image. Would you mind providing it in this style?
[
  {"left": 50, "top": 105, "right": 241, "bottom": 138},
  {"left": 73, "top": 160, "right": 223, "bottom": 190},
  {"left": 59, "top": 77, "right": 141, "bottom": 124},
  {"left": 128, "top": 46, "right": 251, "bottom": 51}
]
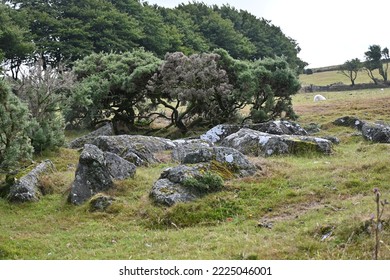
[{"left": 146, "top": 0, "right": 390, "bottom": 68}]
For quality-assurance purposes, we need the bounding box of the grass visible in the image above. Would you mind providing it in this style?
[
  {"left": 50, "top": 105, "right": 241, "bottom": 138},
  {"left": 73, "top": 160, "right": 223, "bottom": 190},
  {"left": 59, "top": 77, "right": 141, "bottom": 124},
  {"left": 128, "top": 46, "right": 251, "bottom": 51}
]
[
  {"left": 1, "top": 89, "right": 390, "bottom": 260},
  {"left": 299, "top": 69, "right": 383, "bottom": 86}
]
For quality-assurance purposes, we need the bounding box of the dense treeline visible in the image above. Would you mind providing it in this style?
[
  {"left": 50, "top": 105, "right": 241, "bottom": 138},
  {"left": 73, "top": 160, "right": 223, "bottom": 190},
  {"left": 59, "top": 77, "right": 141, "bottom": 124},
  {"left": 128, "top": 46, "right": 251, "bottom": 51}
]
[
  {"left": 1, "top": 0, "right": 305, "bottom": 74},
  {"left": 0, "top": 0, "right": 303, "bottom": 172}
]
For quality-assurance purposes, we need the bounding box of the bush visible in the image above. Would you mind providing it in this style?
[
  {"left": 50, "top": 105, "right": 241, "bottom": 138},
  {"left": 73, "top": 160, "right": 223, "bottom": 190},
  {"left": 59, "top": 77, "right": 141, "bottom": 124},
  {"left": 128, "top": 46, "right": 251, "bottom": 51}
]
[
  {"left": 0, "top": 79, "right": 33, "bottom": 172},
  {"left": 182, "top": 172, "right": 224, "bottom": 194}
]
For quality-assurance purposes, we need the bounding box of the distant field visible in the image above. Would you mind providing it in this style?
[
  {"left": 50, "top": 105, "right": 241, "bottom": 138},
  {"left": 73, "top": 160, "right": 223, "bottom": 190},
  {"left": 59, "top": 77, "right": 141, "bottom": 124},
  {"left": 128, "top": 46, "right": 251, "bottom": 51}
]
[{"left": 299, "top": 69, "right": 382, "bottom": 86}]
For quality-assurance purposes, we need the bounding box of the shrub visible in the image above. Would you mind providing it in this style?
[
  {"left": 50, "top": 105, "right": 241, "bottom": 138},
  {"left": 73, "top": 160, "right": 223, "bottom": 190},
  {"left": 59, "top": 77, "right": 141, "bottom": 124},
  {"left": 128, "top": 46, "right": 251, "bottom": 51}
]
[
  {"left": 0, "top": 79, "right": 33, "bottom": 172},
  {"left": 182, "top": 172, "right": 224, "bottom": 194}
]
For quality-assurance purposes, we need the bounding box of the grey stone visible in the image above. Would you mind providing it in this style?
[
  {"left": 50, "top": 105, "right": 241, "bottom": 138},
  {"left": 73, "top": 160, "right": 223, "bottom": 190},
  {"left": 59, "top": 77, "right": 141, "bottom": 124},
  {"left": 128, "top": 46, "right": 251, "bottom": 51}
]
[
  {"left": 151, "top": 145, "right": 257, "bottom": 206},
  {"left": 333, "top": 116, "right": 365, "bottom": 131},
  {"left": 305, "top": 123, "right": 321, "bottom": 134},
  {"left": 200, "top": 121, "right": 307, "bottom": 144},
  {"left": 68, "top": 144, "right": 113, "bottom": 205},
  {"left": 68, "top": 144, "right": 136, "bottom": 205},
  {"left": 149, "top": 164, "right": 206, "bottom": 206},
  {"left": 322, "top": 136, "right": 340, "bottom": 145},
  {"left": 200, "top": 124, "right": 241, "bottom": 143},
  {"left": 8, "top": 160, "right": 56, "bottom": 202},
  {"left": 92, "top": 135, "right": 176, "bottom": 166},
  {"left": 172, "top": 144, "right": 256, "bottom": 177},
  {"left": 89, "top": 194, "right": 115, "bottom": 212},
  {"left": 362, "top": 123, "right": 390, "bottom": 143},
  {"left": 67, "top": 122, "right": 114, "bottom": 149},
  {"left": 221, "top": 128, "right": 332, "bottom": 157},
  {"left": 104, "top": 152, "right": 136, "bottom": 180},
  {"left": 247, "top": 120, "right": 308, "bottom": 136}
]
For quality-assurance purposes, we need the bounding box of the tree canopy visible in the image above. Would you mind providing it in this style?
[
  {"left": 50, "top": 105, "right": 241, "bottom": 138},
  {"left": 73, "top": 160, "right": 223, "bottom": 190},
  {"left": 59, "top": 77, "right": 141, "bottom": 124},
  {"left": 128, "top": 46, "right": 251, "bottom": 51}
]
[{"left": 3, "top": 0, "right": 305, "bottom": 71}]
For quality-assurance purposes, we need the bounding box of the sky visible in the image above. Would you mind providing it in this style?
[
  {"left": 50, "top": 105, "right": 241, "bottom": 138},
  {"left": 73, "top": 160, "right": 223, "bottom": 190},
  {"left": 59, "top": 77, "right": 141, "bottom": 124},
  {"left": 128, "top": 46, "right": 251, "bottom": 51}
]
[{"left": 146, "top": 0, "right": 390, "bottom": 68}]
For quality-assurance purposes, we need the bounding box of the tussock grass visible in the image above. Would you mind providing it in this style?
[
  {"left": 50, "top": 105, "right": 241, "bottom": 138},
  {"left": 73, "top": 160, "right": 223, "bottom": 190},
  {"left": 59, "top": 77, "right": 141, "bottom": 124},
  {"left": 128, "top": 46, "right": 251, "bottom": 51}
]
[{"left": 1, "top": 87, "right": 390, "bottom": 260}]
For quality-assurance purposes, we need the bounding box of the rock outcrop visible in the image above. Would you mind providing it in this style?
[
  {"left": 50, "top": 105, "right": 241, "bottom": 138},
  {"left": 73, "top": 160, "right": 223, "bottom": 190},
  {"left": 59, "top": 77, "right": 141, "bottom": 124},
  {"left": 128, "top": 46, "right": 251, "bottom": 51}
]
[
  {"left": 362, "top": 123, "right": 390, "bottom": 143},
  {"left": 172, "top": 144, "right": 256, "bottom": 177},
  {"left": 68, "top": 144, "right": 136, "bottom": 205},
  {"left": 151, "top": 144, "right": 257, "bottom": 206},
  {"left": 333, "top": 116, "right": 365, "bottom": 131},
  {"left": 150, "top": 165, "right": 204, "bottom": 206},
  {"left": 89, "top": 194, "right": 115, "bottom": 212},
  {"left": 221, "top": 128, "right": 332, "bottom": 156},
  {"left": 8, "top": 160, "right": 56, "bottom": 202},
  {"left": 200, "top": 120, "right": 307, "bottom": 144},
  {"left": 92, "top": 135, "right": 176, "bottom": 166},
  {"left": 67, "top": 122, "right": 114, "bottom": 149}
]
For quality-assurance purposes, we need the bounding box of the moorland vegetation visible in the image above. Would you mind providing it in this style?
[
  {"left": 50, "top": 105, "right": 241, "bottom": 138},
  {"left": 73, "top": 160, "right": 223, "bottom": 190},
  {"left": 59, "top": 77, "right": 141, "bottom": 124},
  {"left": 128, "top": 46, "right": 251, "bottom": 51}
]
[{"left": 1, "top": 1, "right": 390, "bottom": 260}]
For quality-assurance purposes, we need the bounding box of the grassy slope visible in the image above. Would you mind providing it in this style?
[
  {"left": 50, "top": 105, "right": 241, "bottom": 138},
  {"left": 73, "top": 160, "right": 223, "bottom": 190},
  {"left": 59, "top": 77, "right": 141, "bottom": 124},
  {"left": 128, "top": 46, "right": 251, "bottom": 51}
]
[
  {"left": 299, "top": 69, "right": 382, "bottom": 86},
  {"left": 1, "top": 90, "right": 390, "bottom": 260}
]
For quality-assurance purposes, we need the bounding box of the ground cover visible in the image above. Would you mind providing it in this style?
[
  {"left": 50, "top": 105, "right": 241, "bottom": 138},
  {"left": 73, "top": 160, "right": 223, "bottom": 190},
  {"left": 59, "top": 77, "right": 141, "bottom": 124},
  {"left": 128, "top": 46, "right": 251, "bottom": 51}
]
[{"left": 1, "top": 89, "right": 390, "bottom": 260}]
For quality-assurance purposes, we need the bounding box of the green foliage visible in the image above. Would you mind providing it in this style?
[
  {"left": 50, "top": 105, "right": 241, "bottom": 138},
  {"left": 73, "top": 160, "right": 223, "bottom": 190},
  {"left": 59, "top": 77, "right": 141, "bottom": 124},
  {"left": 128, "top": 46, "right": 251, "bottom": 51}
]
[
  {"left": 8, "top": 0, "right": 143, "bottom": 67},
  {"left": 67, "top": 49, "right": 162, "bottom": 130},
  {"left": 27, "top": 116, "right": 65, "bottom": 153},
  {"left": 0, "top": 79, "right": 33, "bottom": 172},
  {"left": 147, "top": 51, "right": 238, "bottom": 133},
  {"left": 178, "top": 2, "right": 256, "bottom": 59},
  {"left": 0, "top": 3, "right": 35, "bottom": 79},
  {"left": 148, "top": 50, "right": 299, "bottom": 132},
  {"left": 182, "top": 172, "right": 224, "bottom": 194},
  {"left": 339, "top": 58, "right": 362, "bottom": 86},
  {"left": 215, "top": 4, "right": 306, "bottom": 71},
  {"left": 364, "top": 45, "right": 389, "bottom": 83},
  {"left": 5, "top": 0, "right": 302, "bottom": 69},
  {"left": 12, "top": 61, "right": 72, "bottom": 152}
]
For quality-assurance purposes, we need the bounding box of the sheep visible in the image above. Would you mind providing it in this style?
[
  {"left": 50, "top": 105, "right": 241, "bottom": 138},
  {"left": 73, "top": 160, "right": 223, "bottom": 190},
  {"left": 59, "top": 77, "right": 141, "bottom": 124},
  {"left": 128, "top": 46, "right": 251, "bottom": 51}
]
[{"left": 314, "top": 94, "right": 326, "bottom": 102}]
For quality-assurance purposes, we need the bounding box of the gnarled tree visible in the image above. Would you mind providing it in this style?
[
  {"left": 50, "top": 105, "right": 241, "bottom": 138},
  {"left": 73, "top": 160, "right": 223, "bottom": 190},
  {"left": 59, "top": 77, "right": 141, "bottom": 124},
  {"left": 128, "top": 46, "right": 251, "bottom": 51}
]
[{"left": 67, "top": 49, "right": 162, "bottom": 132}]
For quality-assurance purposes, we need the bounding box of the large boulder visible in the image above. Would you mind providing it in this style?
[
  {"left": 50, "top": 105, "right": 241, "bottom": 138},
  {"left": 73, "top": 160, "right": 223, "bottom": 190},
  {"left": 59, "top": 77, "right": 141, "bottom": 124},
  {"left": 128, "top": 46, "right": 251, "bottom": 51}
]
[
  {"left": 172, "top": 144, "right": 256, "bottom": 177},
  {"left": 68, "top": 144, "right": 136, "bottom": 205},
  {"left": 67, "top": 122, "right": 114, "bottom": 149},
  {"left": 200, "top": 124, "right": 241, "bottom": 143},
  {"left": 151, "top": 144, "right": 257, "bottom": 206},
  {"left": 221, "top": 128, "right": 332, "bottom": 156},
  {"left": 104, "top": 152, "right": 137, "bottom": 180},
  {"left": 150, "top": 165, "right": 203, "bottom": 206},
  {"left": 333, "top": 116, "right": 365, "bottom": 131},
  {"left": 247, "top": 120, "right": 308, "bottom": 136},
  {"left": 92, "top": 135, "right": 176, "bottom": 166},
  {"left": 200, "top": 121, "right": 307, "bottom": 144},
  {"left": 362, "top": 123, "right": 390, "bottom": 143},
  {"left": 8, "top": 160, "right": 56, "bottom": 202},
  {"left": 150, "top": 164, "right": 228, "bottom": 206}
]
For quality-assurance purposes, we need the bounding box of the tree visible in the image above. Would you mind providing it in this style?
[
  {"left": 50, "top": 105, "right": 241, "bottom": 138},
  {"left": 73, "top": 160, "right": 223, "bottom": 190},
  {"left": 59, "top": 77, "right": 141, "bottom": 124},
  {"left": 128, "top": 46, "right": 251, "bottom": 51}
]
[
  {"left": 67, "top": 49, "right": 162, "bottom": 132},
  {"left": 177, "top": 2, "right": 256, "bottom": 59},
  {"left": 247, "top": 57, "right": 300, "bottom": 122},
  {"left": 215, "top": 5, "right": 306, "bottom": 71},
  {"left": 13, "top": 60, "right": 74, "bottom": 152},
  {"left": 364, "top": 45, "right": 383, "bottom": 84},
  {"left": 147, "top": 51, "right": 235, "bottom": 133},
  {"left": 0, "top": 3, "right": 35, "bottom": 79},
  {"left": 340, "top": 58, "right": 362, "bottom": 86},
  {"left": 147, "top": 50, "right": 301, "bottom": 133},
  {"left": 379, "top": 47, "right": 389, "bottom": 82},
  {"left": 158, "top": 7, "right": 209, "bottom": 55},
  {"left": 8, "top": 0, "right": 143, "bottom": 68},
  {"left": 0, "top": 79, "right": 33, "bottom": 172}
]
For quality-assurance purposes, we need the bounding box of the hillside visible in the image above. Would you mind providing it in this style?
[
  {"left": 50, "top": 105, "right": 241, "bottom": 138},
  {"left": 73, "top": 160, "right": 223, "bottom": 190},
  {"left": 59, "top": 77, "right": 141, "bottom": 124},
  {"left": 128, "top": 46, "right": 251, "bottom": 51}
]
[
  {"left": 299, "top": 69, "right": 383, "bottom": 86},
  {"left": 1, "top": 87, "right": 390, "bottom": 260}
]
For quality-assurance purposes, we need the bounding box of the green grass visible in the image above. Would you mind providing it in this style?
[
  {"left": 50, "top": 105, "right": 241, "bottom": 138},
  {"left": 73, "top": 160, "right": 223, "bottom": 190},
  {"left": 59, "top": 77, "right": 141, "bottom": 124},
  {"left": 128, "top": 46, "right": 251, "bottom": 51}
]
[
  {"left": 299, "top": 69, "right": 383, "bottom": 86},
  {"left": 1, "top": 87, "right": 390, "bottom": 260}
]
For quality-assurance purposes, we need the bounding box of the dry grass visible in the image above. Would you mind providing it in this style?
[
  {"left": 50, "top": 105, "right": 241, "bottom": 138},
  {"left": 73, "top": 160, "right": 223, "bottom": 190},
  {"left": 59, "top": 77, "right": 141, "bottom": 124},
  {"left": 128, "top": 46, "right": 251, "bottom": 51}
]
[{"left": 1, "top": 86, "right": 390, "bottom": 260}]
